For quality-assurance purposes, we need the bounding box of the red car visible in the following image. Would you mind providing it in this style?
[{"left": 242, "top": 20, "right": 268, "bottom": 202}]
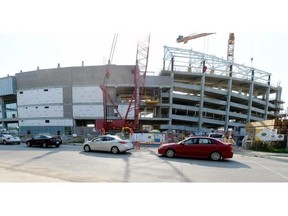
[{"left": 158, "top": 136, "right": 233, "bottom": 161}]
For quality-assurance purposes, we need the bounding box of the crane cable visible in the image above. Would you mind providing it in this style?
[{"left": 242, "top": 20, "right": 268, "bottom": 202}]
[
  {"left": 104, "top": 33, "right": 118, "bottom": 85},
  {"left": 108, "top": 33, "right": 118, "bottom": 64}
]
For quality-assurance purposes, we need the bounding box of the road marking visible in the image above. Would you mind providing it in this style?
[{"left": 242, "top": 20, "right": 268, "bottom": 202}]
[{"left": 249, "top": 159, "right": 288, "bottom": 181}]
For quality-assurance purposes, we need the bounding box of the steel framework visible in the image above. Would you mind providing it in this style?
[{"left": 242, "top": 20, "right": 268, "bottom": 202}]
[
  {"left": 100, "top": 35, "right": 150, "bottom": 131},
  {"left": 163, "top": 46, "right": 272, "bottom": 85},
  {"left": 125, "top": 35, "right": 151, "bottom": 129}
]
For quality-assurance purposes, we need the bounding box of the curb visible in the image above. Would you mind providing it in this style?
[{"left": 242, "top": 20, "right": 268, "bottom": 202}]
[{"left": 233, "top": 147, "right": 288, "bottom": 158}]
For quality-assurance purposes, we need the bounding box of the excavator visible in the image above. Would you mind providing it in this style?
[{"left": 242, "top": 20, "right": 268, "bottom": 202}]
[{"left": 177, "top": 33, "right": 215, "bottom": 43}]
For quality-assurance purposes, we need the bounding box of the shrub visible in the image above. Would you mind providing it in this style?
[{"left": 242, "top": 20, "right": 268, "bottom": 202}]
[{"left": 251, "top": 141, "right": 288, "bottom": 153}]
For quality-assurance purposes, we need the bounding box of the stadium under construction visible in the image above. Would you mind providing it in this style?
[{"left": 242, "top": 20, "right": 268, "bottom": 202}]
[{"left": 0, "top": 34, "right": 284, "bottom": 136}]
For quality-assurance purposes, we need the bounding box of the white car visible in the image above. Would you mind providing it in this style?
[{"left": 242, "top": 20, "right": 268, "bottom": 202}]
[
  {"left": 207, "top": 133, "right": 224, "bottom": 141},
  {"left": 83, "top": 135, "right": 134, "bottom": 154},
  {"left": 0, "top": 134, "right": 21, "bottom": 145}
]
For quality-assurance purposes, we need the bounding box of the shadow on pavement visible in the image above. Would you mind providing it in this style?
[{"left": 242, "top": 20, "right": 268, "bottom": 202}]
[
  {"left": 79, "top": 150, "right": 133, "bottom": 159},
  {"left": 146, "top": 147, "right": 250, "bottom": 169}
]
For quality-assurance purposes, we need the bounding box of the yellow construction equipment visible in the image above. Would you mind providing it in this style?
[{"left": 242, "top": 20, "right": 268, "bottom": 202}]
[
  {"left": 227, "top": 33, "right": 235, "bottom": 62},
  {"left": 176, "top": 33, "right": 215, "bottom": 44}
]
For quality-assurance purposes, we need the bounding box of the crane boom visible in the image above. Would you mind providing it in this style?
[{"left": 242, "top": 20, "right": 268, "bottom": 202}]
[
  {"left": 226, "top": 33, "right": 235, "bottom": 75},
  {"left": 125, "top": 35, "right": 150, "bottom": 130},
  {"left": 100, "top": 33, "right": 123, "bottom": 130},
  {"left": 227, "top": 33, "right": 235, "bottom": 62},
  {"left": 177, "top": 33, "right": 215, "bottom": 43},
  {"left": 98, "top": 34, "right": 150, "bottom": 132}
]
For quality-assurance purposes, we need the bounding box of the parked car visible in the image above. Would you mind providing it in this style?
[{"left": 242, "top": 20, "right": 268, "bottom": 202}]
[
  {"left": 26, "top": 134, "right": 62, "bottom": 148},
  {"left": 207, "top": 133, "right": 224, "bottom": 141},
  {"left": 0, "top": 134, "right": 21, "bottom": 145},
  {"left": 158, "top": 136, "right": 233, "bottom": 161},
  {"left": 83, "top": 135, "right": 134, "bottom": 154}
]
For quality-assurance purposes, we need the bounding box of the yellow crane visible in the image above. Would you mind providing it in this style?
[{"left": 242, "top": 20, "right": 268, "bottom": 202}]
[
  {"left": 176, "top": 33, "right": 215, "bottom": 43},
  {"left": 226, "top": 33, "right": 235, "bottom": 74},
  {"left": 227, "top": 33, "right": 235, "bottom": 62}
]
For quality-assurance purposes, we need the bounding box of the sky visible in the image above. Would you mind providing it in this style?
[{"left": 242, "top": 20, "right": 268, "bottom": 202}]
[
  {"left": 1, "top": 0, "right": 288, "bottom": 212},
  {"left": 1, "top": 0, "right": 288, "bottom": 107}
]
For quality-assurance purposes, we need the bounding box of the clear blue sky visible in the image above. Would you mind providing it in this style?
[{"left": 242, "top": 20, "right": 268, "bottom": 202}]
[{"left": 1, "top": 0, "right": 287, "bottom": 109}]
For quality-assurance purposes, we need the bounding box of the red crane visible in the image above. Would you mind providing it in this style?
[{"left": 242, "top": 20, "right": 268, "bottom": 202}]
[
  {"left": 99, "top": 34, "right": 150, "bottom": 132},
  {"left": 125, "top": 35, "right": 151, "bottom": 130},
  {"left": 99, "top": 33, "right": 123, "bottom": 131}
]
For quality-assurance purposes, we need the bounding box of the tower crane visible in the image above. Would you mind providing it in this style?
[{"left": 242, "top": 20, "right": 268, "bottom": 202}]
[
  {"left": 176, "top": 33, "right": 215, "bottom": 43},
  {"left": 227, "top": 33, "right": 235, "bottom": 62},
  {"left": 177, "top": 33, "right": 215, "bottom": 73},
  {"left": 227, "top": 33, "right": 235, "bottom": 74}
]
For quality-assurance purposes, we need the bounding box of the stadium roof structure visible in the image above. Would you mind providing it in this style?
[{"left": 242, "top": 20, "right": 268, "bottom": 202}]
[{"left": 163, "top": 46, "right": 272, "bottom": 86}]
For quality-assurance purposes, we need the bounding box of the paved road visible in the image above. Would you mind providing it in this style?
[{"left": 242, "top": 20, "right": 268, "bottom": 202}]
[{"left": 1, "top": 143, "right": 288, "bottom": 182}]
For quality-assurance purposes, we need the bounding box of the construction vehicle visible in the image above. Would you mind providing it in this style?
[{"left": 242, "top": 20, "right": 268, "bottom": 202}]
[
  {"left": 176, "top": 33, "right": 215, "bottom": 43},
  {"left": 98, "top": 34, "right": 151, "bottom": 135}
]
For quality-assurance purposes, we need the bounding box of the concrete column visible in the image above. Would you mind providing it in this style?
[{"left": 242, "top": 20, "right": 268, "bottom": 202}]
[
  {"left": 198, "top": 73, "right": 205, "bottom": 133},
  {"left": 246, "top": 70, "right": 255, "bottom": 122},
  {"left": 0, "top": 97, "right": 8, "bottom": 130},
  {"left": 275, "top": 87, "right": 282, "bottom": 116},
  {"left": 0, "top": 97, "right": 4, "bottom": 118},
  {"left": 247, "top": 81, "right": 254, "bottom": 122},
  {"left": 264, "top": 87, "right": 270, "bottom": 119},
  {"left": 225, "top": 78, "right": 232, "bottom": 131},
  {"left": 168, "top": 71, "right": 175, "bottom": 127}
]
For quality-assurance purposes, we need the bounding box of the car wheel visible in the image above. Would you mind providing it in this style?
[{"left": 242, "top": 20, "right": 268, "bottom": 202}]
[
  {"left": 42, "top": 143, "right": 47, "bottom": 148},
  {"left": 210, "top": 151, "right": 222, "bottom": 161},
  {"left": 111, "top": 146, "right": 119, "bottom": 154},
  {"left": 3, "top": 140, "right": 7, "bottom": 145},
  {"left": 26, "top": 142, "right": 31, "bottom": 147},
  {"left": 17, "top": 142, "right": 21, "bottom": 145},
  {"left": 83, "top": 145, "right": 91, "bottom": 152},
  {"left": 166, "top": 149, "right": 175, "bottom": 158},
  {"left": 55, "top": 144, "right": 60, "bottom": 148}
]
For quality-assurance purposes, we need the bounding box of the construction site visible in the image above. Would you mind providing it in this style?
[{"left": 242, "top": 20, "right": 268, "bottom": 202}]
[{"left": 0, "top": 33, "right": 284, "bottom": 143}]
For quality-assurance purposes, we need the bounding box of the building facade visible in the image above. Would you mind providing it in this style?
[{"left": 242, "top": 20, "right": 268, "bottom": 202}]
[
  {"left": 0, "top": 46, "right": 283, "bottom": 136},
  {"left": 0, "top": 76, "right": 18, "bottom": 131}
]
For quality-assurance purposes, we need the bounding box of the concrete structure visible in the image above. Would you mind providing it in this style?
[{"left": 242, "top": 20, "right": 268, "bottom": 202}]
[
  {"left": 0, "top": 76, "right": 17, "bottom": 131},
  {"left": 13, "top": 64, "right": 172, "bottom": 135},
  {"left": 0, "top": 46, "right": 283, "bottom": 136},
  {"left": 160, "top": 46, "right": 283, "bottom": 134}
]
